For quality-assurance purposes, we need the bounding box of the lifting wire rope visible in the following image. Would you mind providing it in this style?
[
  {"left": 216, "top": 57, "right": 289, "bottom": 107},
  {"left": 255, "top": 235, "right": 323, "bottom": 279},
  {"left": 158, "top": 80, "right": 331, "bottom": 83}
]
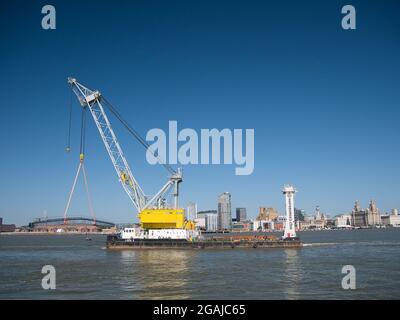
[
  {"left": 63, "top": 97, "right": 96, "bottom": 225},
  {"left": 65, "top": 90, "right": 72, "bottom": 152}
]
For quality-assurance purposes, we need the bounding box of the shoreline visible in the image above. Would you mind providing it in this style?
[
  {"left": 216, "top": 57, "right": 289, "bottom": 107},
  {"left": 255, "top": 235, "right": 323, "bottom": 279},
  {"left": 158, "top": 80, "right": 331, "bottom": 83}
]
[
  {"left": 2, "top": 227, "right": 399, "bottom": 236},
  {"left": 0, "top": 231, "right": 109, "bottom": 236}
]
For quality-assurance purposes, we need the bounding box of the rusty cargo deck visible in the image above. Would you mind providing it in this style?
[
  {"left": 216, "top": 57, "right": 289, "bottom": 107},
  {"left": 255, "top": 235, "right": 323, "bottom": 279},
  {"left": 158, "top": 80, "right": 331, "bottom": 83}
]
[{"left": 106, "top": 236, "right": 302, "bottom": 249}]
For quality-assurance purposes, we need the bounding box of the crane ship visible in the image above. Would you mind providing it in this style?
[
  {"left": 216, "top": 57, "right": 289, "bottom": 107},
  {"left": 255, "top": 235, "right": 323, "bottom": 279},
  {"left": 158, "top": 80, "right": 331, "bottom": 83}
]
[{"left": 67, "top": 78, "right": 302, "bottom": 249}]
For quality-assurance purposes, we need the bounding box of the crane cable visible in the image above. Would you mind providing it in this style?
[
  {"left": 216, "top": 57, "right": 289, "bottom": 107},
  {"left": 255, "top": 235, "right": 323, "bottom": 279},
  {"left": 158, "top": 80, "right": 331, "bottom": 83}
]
[
  {"left": 101, "top": 96, "right": 177, "bottom": 176},
  {"left": 66, "top": 90, "right": 73, "bottom": 152},
  {"left": 80, "top": 106, "right": 87, "bottom": 156},
  {"left": 63, "top": 98, "right": 96, "bottom": 225},
  {"left": 81, "top": 159, "right": 96, "bottom": 225},
  {"left": 78, "top": 105, "right": 96, "bottom": 223}
]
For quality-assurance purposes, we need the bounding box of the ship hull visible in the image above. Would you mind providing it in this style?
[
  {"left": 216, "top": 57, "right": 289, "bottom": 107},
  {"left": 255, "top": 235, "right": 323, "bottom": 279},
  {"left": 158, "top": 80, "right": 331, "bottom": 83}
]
[{"left": 106, "top": 236, "right": 302, "bottom": 249}]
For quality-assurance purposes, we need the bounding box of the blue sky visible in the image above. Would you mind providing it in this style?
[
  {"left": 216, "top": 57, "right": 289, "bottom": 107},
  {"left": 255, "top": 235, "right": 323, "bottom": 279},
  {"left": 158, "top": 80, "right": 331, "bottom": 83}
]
[{"left": 0, "top": 0, "right": 399, "bottom": 225}]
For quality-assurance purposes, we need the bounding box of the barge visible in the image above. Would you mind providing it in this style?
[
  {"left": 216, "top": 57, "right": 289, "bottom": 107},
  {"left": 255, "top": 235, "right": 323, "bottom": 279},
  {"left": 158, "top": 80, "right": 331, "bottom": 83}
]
[{"left": 106, "top": 234, "right": 303, "bottom": 249}]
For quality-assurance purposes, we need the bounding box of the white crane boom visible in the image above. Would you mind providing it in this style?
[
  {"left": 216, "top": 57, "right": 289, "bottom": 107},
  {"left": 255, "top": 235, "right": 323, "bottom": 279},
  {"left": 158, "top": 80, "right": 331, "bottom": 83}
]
[{"left": 67, "top": 77, "right": 182, "bottom": 213}]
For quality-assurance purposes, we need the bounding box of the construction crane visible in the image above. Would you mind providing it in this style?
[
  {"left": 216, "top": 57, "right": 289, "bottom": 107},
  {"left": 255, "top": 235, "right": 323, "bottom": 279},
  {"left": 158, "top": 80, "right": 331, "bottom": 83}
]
[{"left": 67, "top": 77, "right": 189, "bottom": 230}]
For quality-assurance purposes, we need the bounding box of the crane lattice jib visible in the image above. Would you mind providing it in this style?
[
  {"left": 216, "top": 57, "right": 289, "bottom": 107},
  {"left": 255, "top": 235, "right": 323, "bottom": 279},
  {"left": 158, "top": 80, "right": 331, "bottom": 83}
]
[{"left": 67, "top": 78, "right": 147, "bottom": 212}]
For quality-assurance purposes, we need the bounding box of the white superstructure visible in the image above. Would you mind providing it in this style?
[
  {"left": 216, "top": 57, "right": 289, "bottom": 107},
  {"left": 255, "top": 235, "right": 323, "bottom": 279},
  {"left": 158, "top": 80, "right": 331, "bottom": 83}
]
[
  {"left": 120, "top": 227, "right": 144, "bottom": 240},
  {"left": 282, "top": 184, "right": 297, "bottom": 239},
  {"left": 120, "top": 227, "right": 198, "bottom": 241}
]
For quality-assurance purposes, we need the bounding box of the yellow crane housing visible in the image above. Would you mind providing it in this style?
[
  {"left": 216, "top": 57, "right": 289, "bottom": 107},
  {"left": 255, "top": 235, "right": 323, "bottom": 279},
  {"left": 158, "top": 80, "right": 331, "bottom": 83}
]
[{"left": 138, "top": 209, "right": 185, "bottom": 229}]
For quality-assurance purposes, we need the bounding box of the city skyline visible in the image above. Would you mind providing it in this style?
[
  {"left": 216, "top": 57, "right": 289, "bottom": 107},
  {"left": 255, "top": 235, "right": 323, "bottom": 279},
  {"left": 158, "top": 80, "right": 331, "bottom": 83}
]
[
  {"left": 188, "top": 195, "right": 397, "bottom": 219},
  {"left": 3, "top": 185, "right": 399, "bottom": 226}
]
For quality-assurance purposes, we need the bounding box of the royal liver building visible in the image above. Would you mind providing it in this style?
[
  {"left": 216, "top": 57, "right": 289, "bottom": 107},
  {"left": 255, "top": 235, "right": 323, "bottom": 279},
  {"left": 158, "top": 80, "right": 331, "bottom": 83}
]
[{"left": 351, "top": 200, "right": 382, "bottom": 227}]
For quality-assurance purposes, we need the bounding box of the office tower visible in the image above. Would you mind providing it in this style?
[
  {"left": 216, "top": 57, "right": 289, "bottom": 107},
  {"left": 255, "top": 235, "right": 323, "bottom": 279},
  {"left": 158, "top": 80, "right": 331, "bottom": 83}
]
[
  {"left": 236, "top": 208, "right": 247, "bottom": 222},
  {"left": 218, "top": 192, "right": 232, "bottom": 230},
  {"left": 205, "top": 213, "right": 218, "bottom": 232}
]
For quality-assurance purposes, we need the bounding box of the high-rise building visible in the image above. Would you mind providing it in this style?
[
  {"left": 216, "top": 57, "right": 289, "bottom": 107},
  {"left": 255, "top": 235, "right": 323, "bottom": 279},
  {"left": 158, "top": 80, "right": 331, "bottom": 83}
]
[
  {"left": 294, "top": 208, "right": 305, "bottom": 221},
  {"left": 236, "top": 208, "right": 247, "bottom": 222},
  {"left": 392, "top": 209, "right": 399, "bottom": 216},
  {"left": 218, "top": 192, "right": 232, "bottom": 230},
  {"left": 205, "top": 213, "right": 218, "bottom": 232},
  {"left": 185, "top": 202, "right": 197, "bottom": 221}
]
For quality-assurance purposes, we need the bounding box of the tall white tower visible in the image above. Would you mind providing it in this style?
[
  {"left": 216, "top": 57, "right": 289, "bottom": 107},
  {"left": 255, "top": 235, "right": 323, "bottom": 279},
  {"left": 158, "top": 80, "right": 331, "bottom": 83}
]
[{"left": 282, "top": 184, "right": 297, "bottom": 239}]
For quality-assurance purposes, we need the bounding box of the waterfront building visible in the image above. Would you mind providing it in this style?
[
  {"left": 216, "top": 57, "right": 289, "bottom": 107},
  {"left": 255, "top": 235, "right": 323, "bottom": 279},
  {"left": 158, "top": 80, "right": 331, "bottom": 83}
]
[
  {"left": 351, "top": 200, "right": 368, "bottom": 227},
  {"left": 300, "top": 220, "right": 324, "bottom": 230},
  {"left": 236, "top": 208, "right": 247, "bottom": 222},
  {"left": 366, "top": 200, "right": 381, "bottom": 226},
  {"left": 253, "top": 220, "right": 275, "bottom": 231},
  {"left": 205, "top": 213, "right": 218, "bottom": 232},
  {"left": 232, "top": 220, "right": 253, "bottom": 232},
  {"left": 298, "top": 207, "right": 327, "bottom": 230},
  {"left": 315, "top": 206, "right": 327, "bottom": 227},
  {"left": 294, "top": 208, "right": 305, "bottom": 221},
  {"left": 335, "top": 214, "right": 352, "bottom": 228},
  {"left": 381, "top": 215, "right": 400, "bottom": 227},
  {"left": 294, "top": 208, "right": 305, "bottom": 230},
  {"left": 0, "top": 217, "right": 16, "bottom": 233},
  {"left": 218, "top": 192, "right": 232, "bottom": 230},
  {"left": 268, "top": 216, "right": 285, "bottom": 231},
  {"left": 351, "top": 200, "right": 382, "bottom": 227},
  {"left": 185, "top": 202, "right": 197, "bottom": 221},
  {"left": 274, "top": 221, "right": 284, "bottom": 231},
  {"left": 315, "top": 206, "right": 322, "bottom": 220},
  {"left": 303, "top": 215, "right": 314, "bottom": 223},
  {"left": 381, "top": 209, "right": 400, "bottom": 227},
  {"left": 257, "top": 207, "right": 279, "bottom": 221},
  {"left": 194, "top": 217, "right": 206, "bottom": 230},
  {"left": 197, "top": 210, "right": 217, "bottom": 219},
  {"left": 299, "top": 220, "right": 311, "bottom": 230}
]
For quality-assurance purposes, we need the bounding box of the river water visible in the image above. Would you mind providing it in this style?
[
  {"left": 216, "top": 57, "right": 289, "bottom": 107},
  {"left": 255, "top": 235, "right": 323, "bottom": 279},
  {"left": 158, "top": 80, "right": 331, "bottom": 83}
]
[{"left": 0, "top": 229, "right": 399, "bottom": 299}]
